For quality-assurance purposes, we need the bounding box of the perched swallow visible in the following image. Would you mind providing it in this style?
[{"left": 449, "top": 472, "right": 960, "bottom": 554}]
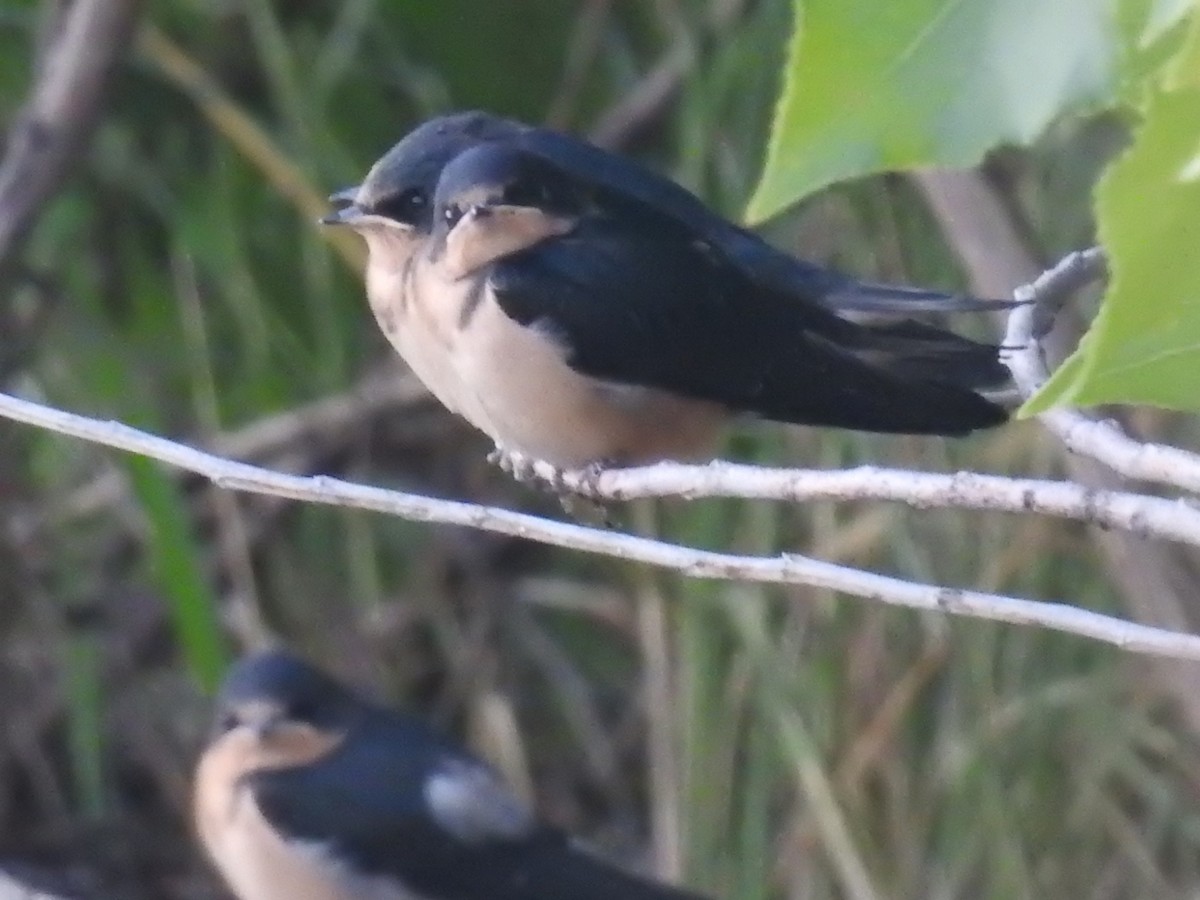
[
  {"left": 323, "top": 111, "right": 1016, "bottom": 314},
  {"left": 323, "top": 114, "right": 1010, "bottom": 468},
  {"left": 194, "top": 650, "right": 705, "bottom": 900},
  {"left": 320, "top": 114, "right": 522, "bottom": 363}
]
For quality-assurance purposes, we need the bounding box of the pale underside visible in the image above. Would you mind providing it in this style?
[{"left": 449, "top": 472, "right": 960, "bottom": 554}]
[
  {"left": 193, "top": 725, "right": 419, "bottom": 900},
  {"left": 362, "top": 221, "right": 726, "bottom": 468}
]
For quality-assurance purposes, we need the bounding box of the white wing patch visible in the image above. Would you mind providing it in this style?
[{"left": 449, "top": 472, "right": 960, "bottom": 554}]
[{"left": 424, "top": 758, "right": 535, "bottom": 843}]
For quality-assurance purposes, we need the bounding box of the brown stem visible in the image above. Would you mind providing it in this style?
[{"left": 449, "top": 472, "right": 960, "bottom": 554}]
[{"left": 0, "top": 0, "right": 141, "bottom": 278}]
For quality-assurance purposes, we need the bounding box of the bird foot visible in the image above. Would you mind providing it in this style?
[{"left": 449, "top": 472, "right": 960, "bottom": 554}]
[
  {"left": 487, "top": 447, "right": 542, "bottom": 484},
  {"left": 487, "top": 447, "right": 613, "bottom": 525}
]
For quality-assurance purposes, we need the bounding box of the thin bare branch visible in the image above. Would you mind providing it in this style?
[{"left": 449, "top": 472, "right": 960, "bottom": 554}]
[
  {"left": 492, "top": 454, "right": 1200, "bottom": 547},
  {"left": 3, "top": 389, "right": 1200, "bottom": 661},
  {"left": 9, "top": 366, "right": 429, "bottom": 542},
  {"left": 1003, "top": 247, "right": 1200, "bottom": 496},
  {"left": 588, "top": 41, "right": 694, "bottom": 150},
  {"left": 915, "top": 168, "right": 1200, "bottom": 738}
]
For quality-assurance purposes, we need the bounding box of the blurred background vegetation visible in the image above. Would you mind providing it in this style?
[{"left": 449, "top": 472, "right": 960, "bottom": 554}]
[{"left": 2, "top": 1, "right": 1200, "bottom": 898}]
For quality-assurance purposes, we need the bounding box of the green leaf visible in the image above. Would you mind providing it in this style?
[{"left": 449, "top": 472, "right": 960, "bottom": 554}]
[
  {"left": 747, "top": 0, "right": 1120, "bottom": 223},
  {"left": 1024, "top": 12, "right": 1200, "bottom": 413},
  {"left": 1116, "top": 0, "right": 1195, "bottom": 105},
  {"left": 1140, "top": 0, "right": 1195, "bottom": 46}
]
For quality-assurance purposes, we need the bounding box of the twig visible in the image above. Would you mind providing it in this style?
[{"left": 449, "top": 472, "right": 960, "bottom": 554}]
[
  {"left": 915, "top": 169, "right": 1200, "bottom": 737},
  {"left": 587, "top": 0, "right": 749, "bottom": 151},
  {"left": 9, "top": 367, "right": 429, "bottom": 541},
  {"left": 588, "top": 41, "right": 694, "bottom": 151},
  {"left": 1003, "top": 247, "right": 1200, "bottom": 495},
  {"left": 0, "top": 0, "right": 140, "bottom": 273},
  {"left": 493, "top": 455, "right": 1200, "bottom": 548},
  {"left": 3, "top": 389, "right": 1200, "bottom": 660}
]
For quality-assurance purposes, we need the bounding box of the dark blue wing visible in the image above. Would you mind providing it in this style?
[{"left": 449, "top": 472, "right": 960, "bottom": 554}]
[
  {"left": 252, "top": 717, "right": 704, "bottom": 900},
  {"left": 507, "top": 125, "right": 1015, "bottom": 314},
  {"left": 488, "top": 217, "right": 1007, "bottom": 435}
]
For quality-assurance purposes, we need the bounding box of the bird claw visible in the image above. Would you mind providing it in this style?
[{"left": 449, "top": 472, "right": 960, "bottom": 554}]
[
  {"left": 487, "top": 447, "right": 614, "bottom": 525},
  {"left": 488, "top": 447, "right": 541, "bottom": 484}
]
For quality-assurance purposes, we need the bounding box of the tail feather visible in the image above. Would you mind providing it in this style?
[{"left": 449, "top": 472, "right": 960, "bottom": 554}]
[
  {"left": 720, "top": 231, "right": 1020, "bottom": 314},
  {"left": 753, "top": 349, "right": 1009, "bottom": 436},
  {"left": 821, "top": 280, "right": 1022, "bottom": 314},
  {"left": 840, "top": 318, "right": 1010, "bottom": 389},
  {"left": 740, "top": 300, "right": 1011, "bottom": 436}
]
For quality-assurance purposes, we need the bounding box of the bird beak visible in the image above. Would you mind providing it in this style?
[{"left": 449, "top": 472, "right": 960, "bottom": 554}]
[
  {"left": 320, "top": 203, "right": 365, "bottom": 226},
  {"left": 320, "top": 186, "right": 363, "bottom": 226},
  {"left": 320, "top": 193, "right": 416, "bottom": 233}
]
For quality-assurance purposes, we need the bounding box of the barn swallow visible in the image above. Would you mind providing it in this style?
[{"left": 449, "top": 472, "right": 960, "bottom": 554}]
[
  {"left": 323, "top": 134, "right": 1008, "bottom": 469},
  {"left": 194, "top": 650, "right": 706, "bottom": 900},
  {"left": 320, "top": 114, "right": 524, "bottom": 359},
  {"left": 323, "top": 110, "right": 1016, "bottom": 315}
]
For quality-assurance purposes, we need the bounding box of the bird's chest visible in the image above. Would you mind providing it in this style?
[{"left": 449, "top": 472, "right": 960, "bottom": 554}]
[
  {"left": 194, "top": 735, "right": 416, "bottom": 900},
  {"left": 206, "top": 791, "right": 346, "bottom": 900},
  {"left": 374, "top": 258, "right": 724, "bottom": 467},
  {"left": 372, "top": 255, "right": 576, "bottom": 446},
  {"left": 452, "top": 293, "right": 603, "bottom": 445},
  {"left": 199, "top": 783, "right": 419, "bottom": 900},
  {"left": 453, "top": 290, "right": 725, "bottom": 467},
  {"left": 382, "top": 257, "right": 603, "bottom": 458},
  {"left": 366, "top": 254, "right": 489, "bottom": 426}
]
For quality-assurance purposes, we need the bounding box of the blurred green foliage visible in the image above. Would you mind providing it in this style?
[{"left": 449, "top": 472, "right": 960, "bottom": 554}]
[
  {"left": 1030, "top": 8, "right": 1200, "bottom": 412},
  {"left": 751, "top": 0, "right": 1200, "bottom": 414},
  {"left": 747, "top": 0, "right": 1120, "bottom": 223},
  {"left": 1, "top": 2, "right": 1200, "bottom": 899}
]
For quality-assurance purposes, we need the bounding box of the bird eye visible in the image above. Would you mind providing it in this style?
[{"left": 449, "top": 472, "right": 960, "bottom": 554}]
[
  {"left": 442, "top": 204, "right": 465, "bottom": 228},
  {"left": 217, "top": 712, "right": 239, "bottom": 734},
  {"left": 374, "top": 188, "right": 428, "bottom": 223}
]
